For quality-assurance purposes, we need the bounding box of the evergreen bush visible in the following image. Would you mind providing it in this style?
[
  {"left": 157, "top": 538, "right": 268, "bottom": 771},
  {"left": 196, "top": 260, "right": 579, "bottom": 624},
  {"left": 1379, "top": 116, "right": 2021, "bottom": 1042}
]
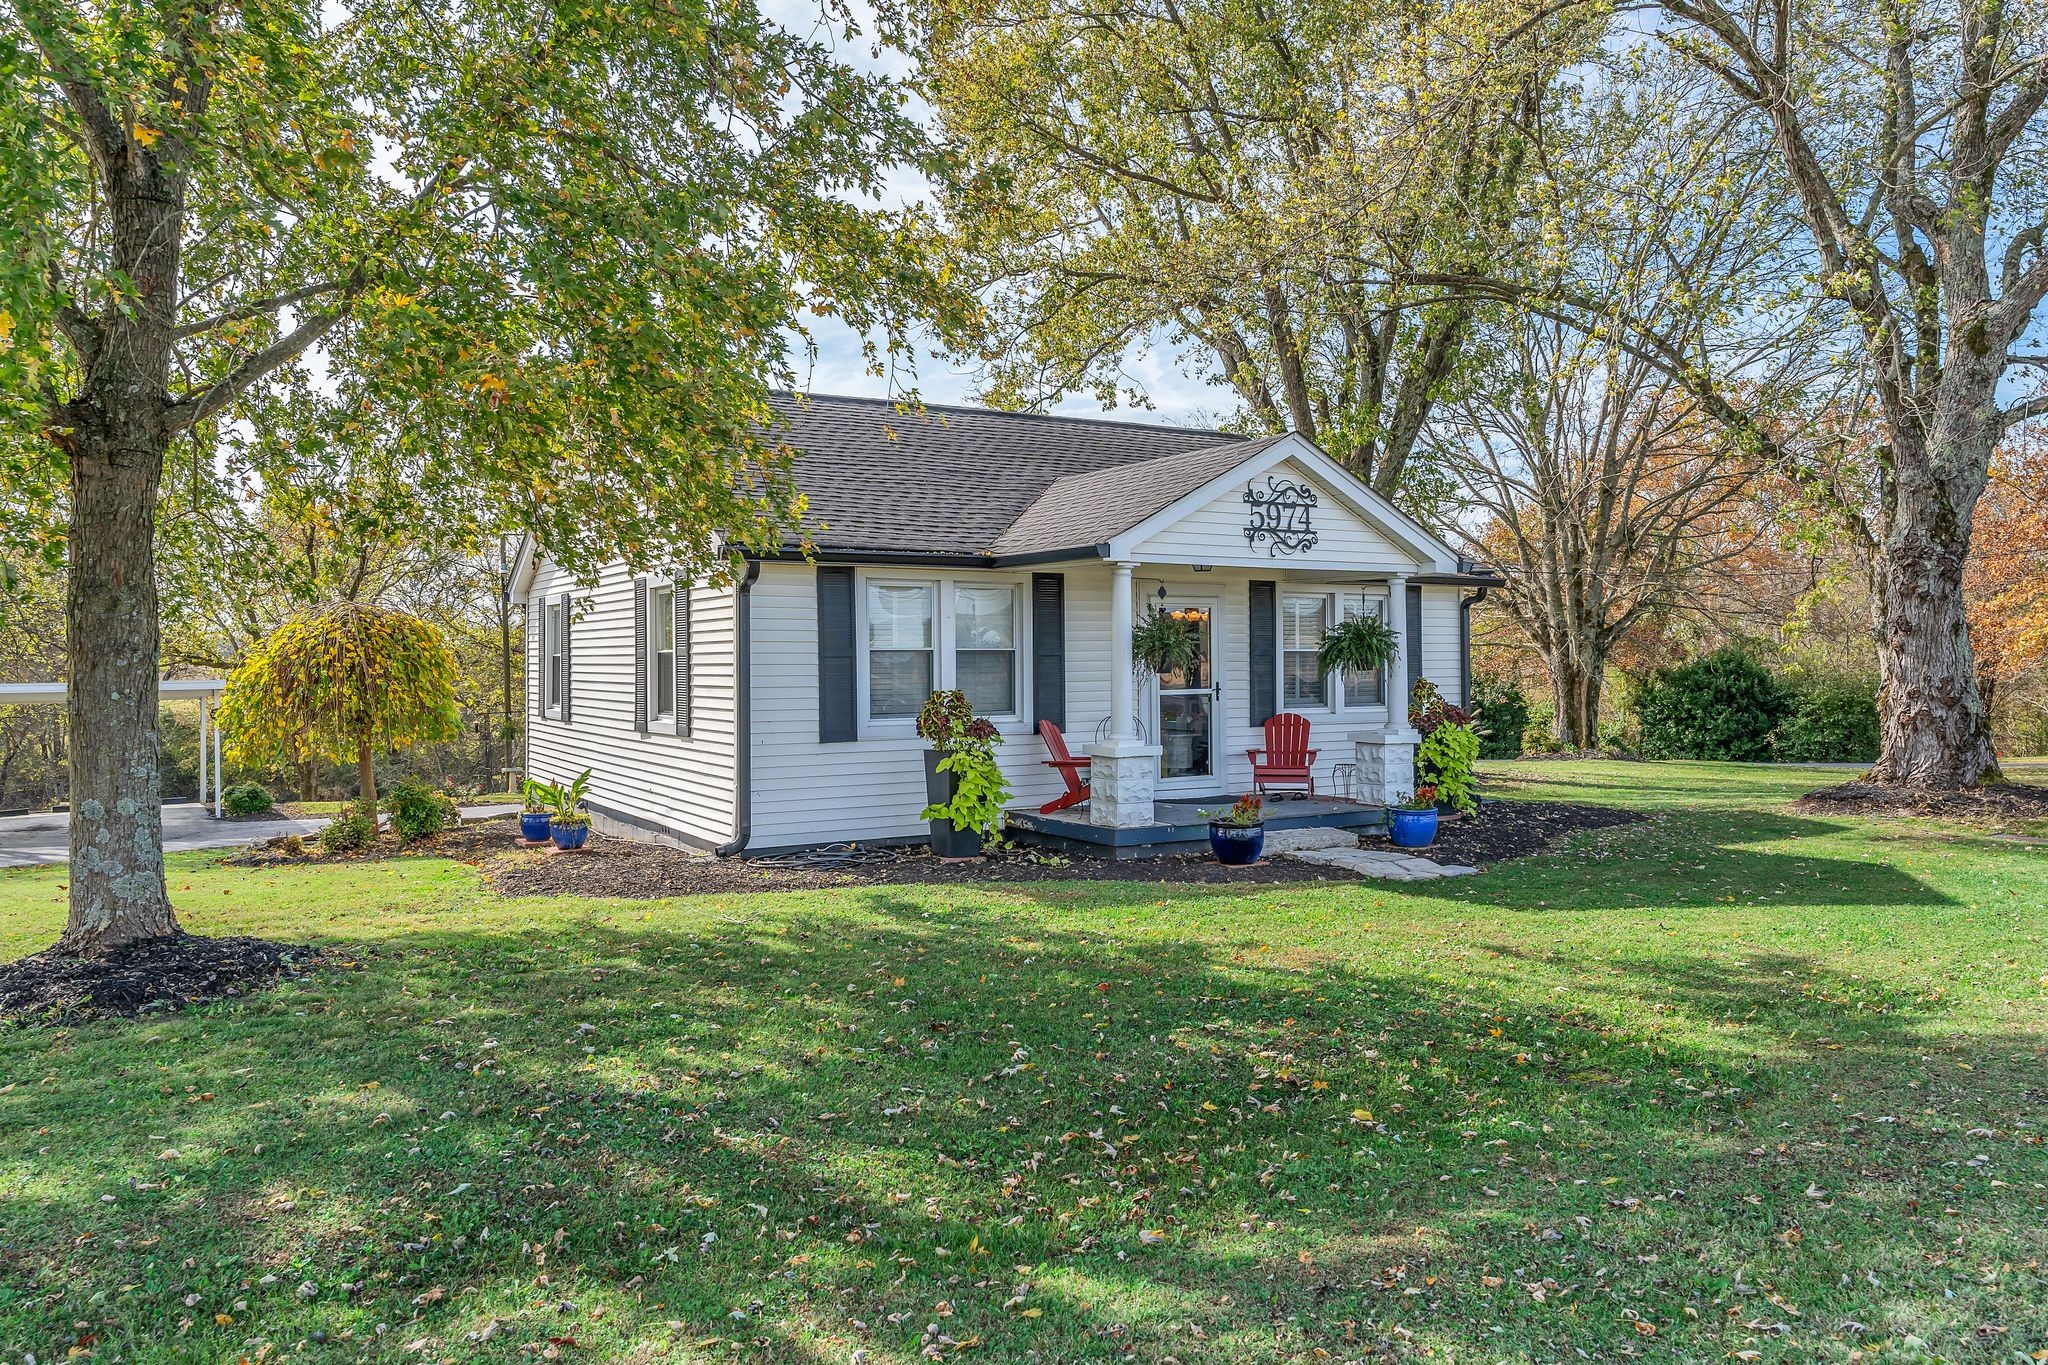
[
  {"left": 221, "top": 782, "right": 274, "bottom": 816},
  {"left": 1636, "top": 648, "right": 1789, "bottom": 760},
  {"left": 1776, "top": 676, "right": 1881, "bottom": 762},
  {"left": 1470, "top": 674, "right": 1529, "bottom": 759}
]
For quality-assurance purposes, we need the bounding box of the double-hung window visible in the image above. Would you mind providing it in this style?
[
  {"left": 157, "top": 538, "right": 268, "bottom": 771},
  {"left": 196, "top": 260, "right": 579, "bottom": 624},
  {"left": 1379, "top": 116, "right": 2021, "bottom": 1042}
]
[
  {"left": 649, "top": 583, "right": 677, "bottom": 721},
  {"left": 867, "top": 582, "right": 936, "bottom": 719},
  {"left": 1339, "top": 592, "right": 1387, "bottom": 707},
  {"left": 542, "top": 602, "right": 563, "bottom": 715},
  {"left": 1281, "top": 595, "right": 1329, "bottom": 708},
  {"left": 863, "top": 577, "right": 1023, "bottom": 724},
  {"left": 953, "top": 584, "right": 1018, "bottom": 716},
  {"left": 1279, "top": 589, "right": 1391, "bottom": 710}
]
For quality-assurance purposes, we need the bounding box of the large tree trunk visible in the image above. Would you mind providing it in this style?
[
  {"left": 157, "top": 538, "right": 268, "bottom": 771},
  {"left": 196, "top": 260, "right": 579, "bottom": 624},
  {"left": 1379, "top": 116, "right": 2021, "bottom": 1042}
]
[
  {"left": 299, "top": 759, "right": 317, "bottom": 803},
  {"left": 1867, "top": 455, "right": 2001, "bottom": 788},
  {"left": 53, "top": 110, "right": 189, "bottom": 955},
  {"left": 1548, "top": 651, "right": 1603, "bottom": 749},
  {"left": 59, "top": 437, "right": 179, "bottom": 954}
]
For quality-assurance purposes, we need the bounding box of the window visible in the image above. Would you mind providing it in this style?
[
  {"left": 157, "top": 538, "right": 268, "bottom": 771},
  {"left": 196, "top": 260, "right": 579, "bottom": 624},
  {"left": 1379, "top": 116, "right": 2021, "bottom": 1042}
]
[
  {"left": 1282, "top": 595, "right": 1328, "bottom": 707},
  {"left": 867, "top": 582, "right": 935, "bottom": 718},
  {"left": 1340, "top": 593, "right": 1386, "bottom": 707},
  {"left": 649, "top": 583, "right": 676, "bottom": 720},
  {"left": 542, "top": 602, "right": 562, "bottom": 715},
  {"left": 954, "top": 584, "right": 1018, "bottom": 716}
]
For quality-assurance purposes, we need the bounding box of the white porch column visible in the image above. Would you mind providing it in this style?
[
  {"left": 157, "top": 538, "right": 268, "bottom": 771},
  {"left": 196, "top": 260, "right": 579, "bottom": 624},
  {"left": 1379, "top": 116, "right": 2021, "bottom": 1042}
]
[
  {"left": 1388, "top": 573, "right": 1410, "bottom": 714},
  {"left": 1353, "top": 574, "right": 1419, "bottom": 808},
  {"left": 1108, "top": 560, "right": 1135, "bottom": 739},
  {"left": 1088, "top": 560, "right": 1161, "bottom": 827},
  {"left": 211, "top": 695, "right": 223, "bottom": 817},
  {"left": 197, "top": 698, "right": 209, "bottom": 818}
]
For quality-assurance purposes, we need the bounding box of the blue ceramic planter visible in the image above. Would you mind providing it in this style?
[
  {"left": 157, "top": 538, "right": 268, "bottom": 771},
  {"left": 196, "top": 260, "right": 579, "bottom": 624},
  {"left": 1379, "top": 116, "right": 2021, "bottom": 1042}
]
[
  {"left": 1208, "top": 822, "right": 1265, "bottom": 865},
  {"left": 520, "top": 811, "right": 552, "bottom": 842},
  {"left": 550, "top": 821, "right": 590, "bottom": 850},
  {"left": 1388, "top": 806, "right": 1439, "bottom": 848}
]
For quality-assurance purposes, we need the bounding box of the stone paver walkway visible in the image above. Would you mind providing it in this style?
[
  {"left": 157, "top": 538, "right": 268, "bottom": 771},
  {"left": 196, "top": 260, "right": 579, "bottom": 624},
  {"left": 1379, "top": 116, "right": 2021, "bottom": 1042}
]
[
  {"left": 1285, "top": 846, "right": 1478, "bottom": 880},
  {"left": 1258, "top": 824, "right": 1478, "bottom": 880}
]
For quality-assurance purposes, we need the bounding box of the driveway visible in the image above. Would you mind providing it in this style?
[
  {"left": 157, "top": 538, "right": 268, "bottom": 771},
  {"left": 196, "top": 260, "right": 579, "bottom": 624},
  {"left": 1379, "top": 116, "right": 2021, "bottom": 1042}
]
[{"left": 0, "top": 802, "right": 519, "bottom": 869}]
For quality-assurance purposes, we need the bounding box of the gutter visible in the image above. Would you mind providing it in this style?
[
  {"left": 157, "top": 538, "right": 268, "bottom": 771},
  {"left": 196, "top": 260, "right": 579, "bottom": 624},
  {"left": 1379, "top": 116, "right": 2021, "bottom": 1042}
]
[
  {"left": 713, "top": 557, "right": 762, "bottom": 857},
  {"left": 1459, "top": 583, "right": 1493, "bottom": 707}
]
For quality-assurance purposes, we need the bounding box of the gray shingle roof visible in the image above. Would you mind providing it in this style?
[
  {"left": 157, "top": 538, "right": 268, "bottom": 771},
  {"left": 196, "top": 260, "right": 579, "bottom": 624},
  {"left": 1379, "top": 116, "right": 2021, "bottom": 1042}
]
[
  {"left": 766, "top": 393, "right": 1255, "bottom": 557},
  {"left": 989, "top": 433, "right": 1294, "bottom": 557}
]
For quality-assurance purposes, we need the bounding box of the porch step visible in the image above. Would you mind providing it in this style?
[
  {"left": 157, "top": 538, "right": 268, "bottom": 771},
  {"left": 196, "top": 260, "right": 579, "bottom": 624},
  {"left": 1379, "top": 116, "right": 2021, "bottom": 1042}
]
[
  {"left": 1260, "top": 828, "right": 1362, "bottom": 854},
  {"left": 1282, "top": 846, "right": 1478, "bottom": 881}
]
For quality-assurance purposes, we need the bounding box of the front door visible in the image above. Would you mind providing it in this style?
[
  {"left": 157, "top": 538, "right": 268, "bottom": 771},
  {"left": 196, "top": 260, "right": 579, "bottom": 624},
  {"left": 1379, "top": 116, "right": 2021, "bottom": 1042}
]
[{"left": 1154, "top": 597, "right": 1219, "bottom": 794}]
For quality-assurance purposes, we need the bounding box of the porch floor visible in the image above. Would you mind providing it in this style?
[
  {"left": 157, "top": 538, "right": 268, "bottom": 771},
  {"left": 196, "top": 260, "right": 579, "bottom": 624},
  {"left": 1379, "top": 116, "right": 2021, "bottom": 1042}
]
[{"left": 1006, "top": 794, "right": 1386, "bottom": 860}]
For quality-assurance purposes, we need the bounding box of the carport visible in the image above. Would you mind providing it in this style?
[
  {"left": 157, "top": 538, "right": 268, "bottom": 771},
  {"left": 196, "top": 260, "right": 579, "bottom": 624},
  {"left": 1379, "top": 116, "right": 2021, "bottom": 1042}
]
[{"left": 0, "top": 678, "right": 227, "bottom": 816}]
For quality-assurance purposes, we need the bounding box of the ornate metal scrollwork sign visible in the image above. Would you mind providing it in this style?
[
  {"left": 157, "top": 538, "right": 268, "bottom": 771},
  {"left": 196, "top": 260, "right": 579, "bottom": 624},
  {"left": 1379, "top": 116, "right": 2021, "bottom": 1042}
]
[{"left": 1243, "top": 476, "right": 1319, "bottom": 556}]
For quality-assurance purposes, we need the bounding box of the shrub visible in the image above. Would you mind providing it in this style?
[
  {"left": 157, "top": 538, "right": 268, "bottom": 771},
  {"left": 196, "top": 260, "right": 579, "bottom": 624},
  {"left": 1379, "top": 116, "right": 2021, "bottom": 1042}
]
[
  {"left": 917, "top": 690, "right": 1012, "bottom": 835},
  {"left": 1470, "top": 674, "right": 1529, "bottom": 759},
  {"left": 384, "top": 777, "right": 458, "bottom": 842},
  {"left": 319, "top": 806, "right": 378, "bottom": 853},
  {"left": 1776, "top": 676, "right": 1880, "bottom": 762},
  {"left": 221, "top": 782, "right": 274, "bottom": 816},
  {"left": 1416, "top": 722, "right": 1480, "bottom": 813},
  {"left": 1636, "top": 647, "right": 1789, "bottom": 761}
]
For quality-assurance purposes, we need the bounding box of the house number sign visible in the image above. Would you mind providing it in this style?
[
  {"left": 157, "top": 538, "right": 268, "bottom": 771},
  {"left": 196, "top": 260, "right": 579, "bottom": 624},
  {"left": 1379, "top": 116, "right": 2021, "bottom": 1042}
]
[{"left": 1243, "top": 476, "right": 1320, "bottom": 556}]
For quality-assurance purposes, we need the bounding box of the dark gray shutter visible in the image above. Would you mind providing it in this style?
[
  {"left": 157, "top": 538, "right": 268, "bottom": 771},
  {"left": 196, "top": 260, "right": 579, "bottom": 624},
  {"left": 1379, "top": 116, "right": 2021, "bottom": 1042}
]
[
  {"left": 1248, "top": 580, "right": 1277, "bottom": 725},
  {"left": 558, "top": 591, "right": 573, "bottom": 723},
  {"left": 817, "top": 566, "right": 856, "bottom": 743},
  {"left": 1406, "top": 582, "right": 1424, "bottom": 707},
  {"left": 674, "top": 583, "right": 692, "bottom": 738},
  {"left": 632, "top": 576, "right": 649, "bottom": 734},
  {"left": 1030, "top": 573, "right": 1065, "bottom": 730}
]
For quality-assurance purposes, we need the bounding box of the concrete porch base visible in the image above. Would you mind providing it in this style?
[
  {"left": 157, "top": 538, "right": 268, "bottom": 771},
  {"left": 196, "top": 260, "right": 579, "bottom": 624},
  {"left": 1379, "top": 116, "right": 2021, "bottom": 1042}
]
[{"left": 1006, "top": 795, "right": 1386, "bottom": 860}]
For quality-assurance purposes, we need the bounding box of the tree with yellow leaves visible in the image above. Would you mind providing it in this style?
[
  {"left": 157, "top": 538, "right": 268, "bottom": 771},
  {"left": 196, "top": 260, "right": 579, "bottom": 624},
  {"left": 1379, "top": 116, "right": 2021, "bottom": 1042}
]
[{"left": 220, "top": 604, "right": 460, "bottom": 813}]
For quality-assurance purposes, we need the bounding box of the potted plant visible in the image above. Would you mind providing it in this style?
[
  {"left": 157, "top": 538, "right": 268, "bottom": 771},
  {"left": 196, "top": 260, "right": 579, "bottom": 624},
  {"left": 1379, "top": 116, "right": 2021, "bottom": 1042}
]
[
  {"left": 520, "top": 777, "right": 556, "bottom": 843},
  {"left": 1130, "top": 605, "right": 1203, "bottom": 678},
  {"left": 547, "top": 768, "right": 594, "bottom": 850},
  {"left": 917, "top": 690, "right": 1011, "bottom": 858},
  {"left": 1317, "top": 613, "right": 1399, "bottom": 682},
  {"left": 1388, "top": 784, "right": 1440, "bottom": 848},
  {"left": 1204, "top": 793, "right": 1266, "bottom": 865}
]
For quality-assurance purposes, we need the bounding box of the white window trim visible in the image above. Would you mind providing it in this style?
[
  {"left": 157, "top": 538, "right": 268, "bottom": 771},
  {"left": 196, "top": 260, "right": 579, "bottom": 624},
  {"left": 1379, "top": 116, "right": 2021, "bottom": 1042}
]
[
  {"left": 855, "top": 570, "right": 1032, "bottom": 738},
  {"left": 542, "top": 600, "right": 563, "bottom": 719},
  {"left": 1275, "top": 584, "right": 1395, "bottom": 717},
  {"left": 647, "top": 579, "right": 678, "bottom": 723}
]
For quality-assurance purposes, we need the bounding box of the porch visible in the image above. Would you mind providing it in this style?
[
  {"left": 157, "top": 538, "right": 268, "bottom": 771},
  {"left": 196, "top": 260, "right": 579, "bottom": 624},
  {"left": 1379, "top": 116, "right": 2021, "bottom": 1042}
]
[{"left": 1006, "top": 793, "right": 1385, "bottom": 860}]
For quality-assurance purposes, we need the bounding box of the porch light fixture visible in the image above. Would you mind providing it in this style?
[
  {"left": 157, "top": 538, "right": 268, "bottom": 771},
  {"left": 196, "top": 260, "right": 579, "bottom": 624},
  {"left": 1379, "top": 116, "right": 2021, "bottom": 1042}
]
[{"left": 1192, "top": 564, "right": 1213, "bottom": 572}]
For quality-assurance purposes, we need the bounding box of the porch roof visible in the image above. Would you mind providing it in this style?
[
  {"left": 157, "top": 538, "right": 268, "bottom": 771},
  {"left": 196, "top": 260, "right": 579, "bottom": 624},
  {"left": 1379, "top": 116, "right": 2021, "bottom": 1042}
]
[{"left": 986, "top": 434, "right": 1293, "bottom": 559}]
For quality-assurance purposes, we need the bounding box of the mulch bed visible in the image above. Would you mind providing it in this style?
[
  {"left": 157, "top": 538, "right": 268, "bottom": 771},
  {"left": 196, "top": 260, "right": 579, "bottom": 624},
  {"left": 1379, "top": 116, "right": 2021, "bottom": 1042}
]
[
  {"left": 221, "top": 799, "right": 1646, "bottom": 900},
  {"left": 1794, "top": 780, "right": 2048, "bottom": 824},
  {"left": 225, "top": 819, "right": 513, "bottom": 867},
  {"left": 1372, "top": 799, "right": 1647, "bottom": 867},
  {"left": 0, "top": 932, "right": 317, "bottom": 1025}
]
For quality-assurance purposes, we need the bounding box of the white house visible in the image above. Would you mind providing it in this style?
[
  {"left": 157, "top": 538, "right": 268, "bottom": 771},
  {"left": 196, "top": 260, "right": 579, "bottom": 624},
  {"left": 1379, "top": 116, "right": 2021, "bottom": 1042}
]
[{"left": 510, "top": 393, "right": 1498, "bottom": 856}]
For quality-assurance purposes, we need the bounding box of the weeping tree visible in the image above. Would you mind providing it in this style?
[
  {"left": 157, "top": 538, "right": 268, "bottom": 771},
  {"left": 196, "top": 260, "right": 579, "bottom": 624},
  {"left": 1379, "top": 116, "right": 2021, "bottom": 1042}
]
[
  {"left": 0, "top": 0, "right": 961, "bottom": 955},
  {"left": 219, "top": 603, "right": 460, "bottom": 810}
]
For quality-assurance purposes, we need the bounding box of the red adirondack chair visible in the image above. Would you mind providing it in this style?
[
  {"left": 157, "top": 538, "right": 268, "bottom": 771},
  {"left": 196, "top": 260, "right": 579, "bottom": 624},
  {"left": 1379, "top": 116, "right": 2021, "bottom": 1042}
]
[
  {"left": 1037, "top": 720, "right": 1092, "bottom": 813},
  {"left": 1247, "top": 713, "right": 1318, "bottom": 796}
]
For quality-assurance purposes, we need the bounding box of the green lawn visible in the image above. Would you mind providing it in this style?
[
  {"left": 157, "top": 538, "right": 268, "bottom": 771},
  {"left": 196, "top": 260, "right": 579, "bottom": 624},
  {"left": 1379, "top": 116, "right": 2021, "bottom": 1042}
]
[{"left": 2, "top": 760, "right": 2044, "bottom": 1363}]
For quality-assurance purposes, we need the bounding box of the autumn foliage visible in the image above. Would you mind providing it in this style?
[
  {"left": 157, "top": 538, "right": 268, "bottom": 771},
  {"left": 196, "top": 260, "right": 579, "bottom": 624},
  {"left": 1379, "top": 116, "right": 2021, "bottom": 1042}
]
[
  {"left": 221, "top": 604, "right": 461, "bottom": 810},
  {"left": 1965, "top": 433, "right": 2048, "bottom": 716}
]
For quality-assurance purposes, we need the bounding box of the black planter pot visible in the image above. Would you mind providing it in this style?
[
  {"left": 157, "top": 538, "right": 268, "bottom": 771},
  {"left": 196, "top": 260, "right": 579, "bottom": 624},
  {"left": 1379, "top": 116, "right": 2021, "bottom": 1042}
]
[{"left": 923, "top": 749, "right": 984, "bottom": 858}]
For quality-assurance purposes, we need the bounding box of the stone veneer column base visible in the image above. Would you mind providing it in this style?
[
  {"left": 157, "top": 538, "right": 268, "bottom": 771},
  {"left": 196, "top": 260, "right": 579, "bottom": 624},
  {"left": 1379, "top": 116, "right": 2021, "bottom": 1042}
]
[
  {"left": 1086, "top": 738, "right": 1163, "bottom": 827},
  {"left": 1351, "top": 730, "right": 1419, "bottom": 807}
]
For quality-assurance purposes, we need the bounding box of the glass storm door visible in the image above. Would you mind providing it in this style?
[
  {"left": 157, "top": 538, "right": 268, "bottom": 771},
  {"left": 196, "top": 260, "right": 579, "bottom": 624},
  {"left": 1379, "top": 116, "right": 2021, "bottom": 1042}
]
[{"left": 1154, "top": 598, "right": 1218, "bottom": 792}]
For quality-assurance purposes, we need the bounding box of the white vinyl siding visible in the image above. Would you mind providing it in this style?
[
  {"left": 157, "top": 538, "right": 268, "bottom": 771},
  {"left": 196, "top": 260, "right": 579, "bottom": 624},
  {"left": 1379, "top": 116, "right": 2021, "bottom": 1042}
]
[
  {"left": 1129, "top": 456, "right": 1415, "bottom": 570},
  {"left": 526, "top": 558, "right": 738, "bottom": 848}
]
